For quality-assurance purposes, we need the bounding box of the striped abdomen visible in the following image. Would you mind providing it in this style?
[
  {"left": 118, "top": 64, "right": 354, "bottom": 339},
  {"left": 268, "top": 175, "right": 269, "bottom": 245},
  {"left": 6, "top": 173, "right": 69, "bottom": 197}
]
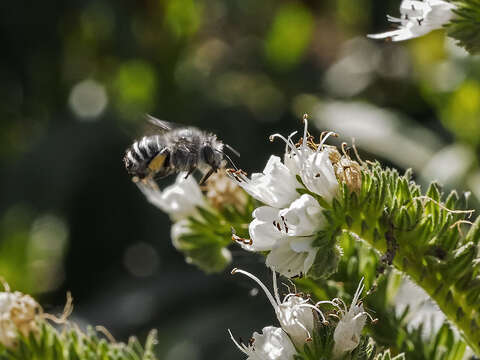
[{"left": 123, "top": 135, "right": 165, "bottom": 179}]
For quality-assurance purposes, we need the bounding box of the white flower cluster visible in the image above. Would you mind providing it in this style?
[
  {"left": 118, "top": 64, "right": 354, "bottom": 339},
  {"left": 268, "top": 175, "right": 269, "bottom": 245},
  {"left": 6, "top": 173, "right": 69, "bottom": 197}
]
[
  {"left": 228, "top": 120, "right": 339, "bottom": 278},
  {"left": 137, "top": 174, "right": 234, "bottom": 265},
  {"left": 368, "top": 0, "right": 456, "bottom": 42},
  {"left": 137, "top": 175, "right": 207, "bottom": 222},
  {"left": 0, "top": 290, "right": 40, "bottom": 348},
  {"left": 229, "top": 269, "right": 373, "bottom": 359}
]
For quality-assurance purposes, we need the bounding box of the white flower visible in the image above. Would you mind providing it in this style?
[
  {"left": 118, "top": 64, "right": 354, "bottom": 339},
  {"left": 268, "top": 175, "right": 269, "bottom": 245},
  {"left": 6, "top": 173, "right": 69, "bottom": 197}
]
[
  {"left": 368, "top": 0, "right": 456, "bottom": 42},
  {"left": 228, "top": 119, "right": 339, "bottom": 277},
  {"left": 229, "top": 119, "right": 339, "bottom": 205},
  {"left": 247, "top": 194, "right": 325, "bottom": 277},
  {"left": 229, "top": 326, "right": 297, "bottom": 360},
  {"left": 0, "top": 291, "right": 39, "bottom": 348},
  {"left": 136, "top": 173, "right": 207, "bottom": 221},
  {"left": 232, "top": 268, "right": 329, "bottom": 347},
  {"left": 330, "top": 278, "right": 375, "bottom": 357},
  {"left": 278, "top": 128, "right": 339, "bottom": 203}
]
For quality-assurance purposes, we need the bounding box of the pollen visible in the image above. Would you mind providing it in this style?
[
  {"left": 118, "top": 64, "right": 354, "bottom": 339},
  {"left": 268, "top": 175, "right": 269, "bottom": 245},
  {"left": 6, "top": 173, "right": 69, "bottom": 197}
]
[
  {"left": 325, "top": 144, "right": 363, "bottom": 193},
  {"left": 202, "top": 171, "right": 247, "bottom": 211}
]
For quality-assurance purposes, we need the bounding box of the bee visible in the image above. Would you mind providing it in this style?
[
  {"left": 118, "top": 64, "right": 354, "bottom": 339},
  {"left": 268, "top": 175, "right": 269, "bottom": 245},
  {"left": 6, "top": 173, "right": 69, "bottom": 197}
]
[{"left": 123, "top": 116, "right": 238, "bottom": 185}]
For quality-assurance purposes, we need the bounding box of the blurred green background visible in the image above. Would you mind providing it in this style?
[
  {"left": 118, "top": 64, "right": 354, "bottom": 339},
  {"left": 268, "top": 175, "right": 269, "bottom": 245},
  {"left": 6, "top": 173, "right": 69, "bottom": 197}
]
[{"left": 0, "top": 0, "right": 479, "bottom": 358}]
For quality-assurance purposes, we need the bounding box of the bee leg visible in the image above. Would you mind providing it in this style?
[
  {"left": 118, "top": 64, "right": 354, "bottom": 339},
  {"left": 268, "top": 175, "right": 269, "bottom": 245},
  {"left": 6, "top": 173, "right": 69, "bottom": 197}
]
[
  {"left": 184, "top": 166, "right": 196, "bottom": 179},
  {"left": 199, "top": 167, "right": 215, "bottom": 185}
]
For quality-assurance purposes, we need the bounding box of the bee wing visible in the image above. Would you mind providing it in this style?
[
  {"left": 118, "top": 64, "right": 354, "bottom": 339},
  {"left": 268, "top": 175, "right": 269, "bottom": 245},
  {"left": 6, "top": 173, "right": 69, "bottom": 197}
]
[{"left": 145, "top": 115, "right": 178, "bottom": 133}]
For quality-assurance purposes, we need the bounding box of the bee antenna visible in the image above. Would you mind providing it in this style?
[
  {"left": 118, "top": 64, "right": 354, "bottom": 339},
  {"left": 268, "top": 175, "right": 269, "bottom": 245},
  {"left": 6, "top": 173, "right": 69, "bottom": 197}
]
[{"left": 225, "top": 144, "right": 240, "bottom": 158}]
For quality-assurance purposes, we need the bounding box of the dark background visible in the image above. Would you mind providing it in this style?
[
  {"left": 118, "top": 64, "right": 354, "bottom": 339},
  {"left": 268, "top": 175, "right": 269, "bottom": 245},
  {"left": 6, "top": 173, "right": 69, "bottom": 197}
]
[{"left": 1, "top": 0, "right": 479, "bottom": 358}]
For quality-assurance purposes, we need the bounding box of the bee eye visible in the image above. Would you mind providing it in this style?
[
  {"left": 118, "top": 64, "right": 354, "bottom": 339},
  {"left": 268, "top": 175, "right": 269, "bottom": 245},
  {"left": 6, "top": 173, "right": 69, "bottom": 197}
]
[{"left": 201, "top": 145, "right": 216, "bottom": 164}]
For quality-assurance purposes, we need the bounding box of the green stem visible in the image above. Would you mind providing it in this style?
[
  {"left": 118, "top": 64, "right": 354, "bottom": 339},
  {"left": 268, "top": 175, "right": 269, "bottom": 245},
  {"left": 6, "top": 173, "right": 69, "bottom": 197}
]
[{"left": 348, "top": 219, "right": 480, "bottom": 355}]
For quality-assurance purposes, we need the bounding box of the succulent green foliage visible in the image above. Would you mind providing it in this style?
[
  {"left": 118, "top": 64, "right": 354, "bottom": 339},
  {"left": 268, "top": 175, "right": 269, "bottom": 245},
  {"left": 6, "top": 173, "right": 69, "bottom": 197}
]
[
  {"left": 293, "top": 326, "right": 335, "bottom": 360},
  {"left": 0, "top": 321, "right": 158, "bottom": 360},
  {"left": 297, "top": 233, "right": 467, "bottom": 360},
  {"left": 448, "top": 0, "right": 480, "bottom": 54},
  {"left": 314, "top": 162, "right": 480, "bottom": 354},
  {"left": 293, "top": 325, "right": 399, "bottom": 360},
  {"left": 174, "top": 197, "right": 257, "bottom": 273}
]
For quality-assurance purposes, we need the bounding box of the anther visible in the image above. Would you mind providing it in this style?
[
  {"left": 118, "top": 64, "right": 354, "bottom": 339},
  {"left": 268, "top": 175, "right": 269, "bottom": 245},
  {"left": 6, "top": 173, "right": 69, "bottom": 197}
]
[
  {"left": 232, "top": 228, "right": 253, "bottom": 245},
  {"left": 341, "top": 142, "right": 350, "bottom": 157}
]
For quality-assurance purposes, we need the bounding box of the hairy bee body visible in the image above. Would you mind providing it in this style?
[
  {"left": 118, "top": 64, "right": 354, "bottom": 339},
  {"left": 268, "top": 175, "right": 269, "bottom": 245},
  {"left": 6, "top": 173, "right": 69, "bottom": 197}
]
[{"left": 124, "top": 126, "right": 224, "bottom": 183}]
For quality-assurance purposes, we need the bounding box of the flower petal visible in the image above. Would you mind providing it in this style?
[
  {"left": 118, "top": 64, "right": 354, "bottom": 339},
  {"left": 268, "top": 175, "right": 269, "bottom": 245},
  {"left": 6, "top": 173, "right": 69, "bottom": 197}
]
[
  {"left": 300, "top": 151, "right": 339, "bottom": 202},
  {"left": 279, "top": 194, "right": 325, "bottom": 237},
  {"left": 230, "top": 156, "right": 299, "bottom": 208},
  {"left": 250, "top": 326, "right": 297, "bottom": 360},
  {"left": 266, "top": 242, "right": 313, "bottom": 277},
  {"left": 138, "top": 173, "right": 206, "bottom": 221},
  {"left": 248, "top": 206, "right": 285, "bottom": 251}
]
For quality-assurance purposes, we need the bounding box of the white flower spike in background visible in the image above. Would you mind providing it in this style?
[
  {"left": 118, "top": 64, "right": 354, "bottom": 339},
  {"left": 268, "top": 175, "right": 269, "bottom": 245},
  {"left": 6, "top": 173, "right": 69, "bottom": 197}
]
[
  {"left": 229, "top": 326, "right": 297, "bottom": 360},
  {"left": 368, "top": 0, "right": 457, "bottom": 42}
]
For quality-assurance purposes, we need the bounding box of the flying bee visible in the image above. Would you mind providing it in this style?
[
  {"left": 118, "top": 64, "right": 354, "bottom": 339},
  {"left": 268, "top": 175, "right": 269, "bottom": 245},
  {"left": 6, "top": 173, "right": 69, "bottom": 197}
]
[{"left": 123, "top": 115, "right": 239, "bottom": 185}]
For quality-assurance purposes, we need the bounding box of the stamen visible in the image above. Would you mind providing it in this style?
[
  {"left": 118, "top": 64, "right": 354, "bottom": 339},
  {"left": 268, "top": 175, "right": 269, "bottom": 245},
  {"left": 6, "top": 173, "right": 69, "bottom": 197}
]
[
  {"left": 327, "top": 312, "right": 340, "bottom": 320},
  {"left": 315, "top": 300, "right": 341, "bottom": 312},
  {"left": 449, "top": 219, "right": 474, "bottom": 237},
  {"left": 232, "top": 227, "right": 253, "bottom": 245},
  {"left": 292, "top": 315, "right": 312, "bottom": 341},
  {"left": 351, "top": 277, "right": 365, "bottom": 309},
  {"left": 285, "top": 131, "right": 298, "bottom": 155},
  {"left": 270, "top": 133, "right": 301, "bottom": 159},
  {"left": 351, "top": 138, "right": 364, "bottom": 165},
  {"left": 332, "top": 298, "right": 348, "bottom": 315},
  {"left": 228, "top": 329, "right": 249, "bottom": 355},
  {"left": 317, "top": 131, "right": 338, "bottom": 152},
  {"left": 302, "top": 115, "right": 309, "bottom": 151},
  {"left": 355, "top": 311, "right": 377, "bottom": 323},
  {"left": 280, "top": 215, "right": 289, "bottom": 233},
  {"left": 341, "top": 142, "right": 349, "bottom": 157},
  {"left": 272, "top": 271, "right": 282, "bottom": 305},
  {"left": 231, "top": 268, "right": 279, "bottom": 311},
  {"left": 413, "top": 196, "right": 475, "bottom": 217},
  {"left": 96, "top": 326, "right": 116, "bottom": 343},
  {"left": 299, "top": 303, "right": 329, "bottom": 324}
]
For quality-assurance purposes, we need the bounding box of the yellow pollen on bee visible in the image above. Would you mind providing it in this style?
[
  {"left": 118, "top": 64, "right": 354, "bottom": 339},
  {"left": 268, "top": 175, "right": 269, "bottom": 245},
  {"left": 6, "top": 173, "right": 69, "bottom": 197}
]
[{"left": 148, "top": 153, "right": 167, "bottom": 172}]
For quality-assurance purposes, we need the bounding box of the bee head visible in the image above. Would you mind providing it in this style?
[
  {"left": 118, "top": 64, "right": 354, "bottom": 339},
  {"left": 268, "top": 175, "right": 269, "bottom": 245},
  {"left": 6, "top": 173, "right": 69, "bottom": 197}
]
[{"left": 201, "top": 139, "right": 224, "bottom": 170}]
